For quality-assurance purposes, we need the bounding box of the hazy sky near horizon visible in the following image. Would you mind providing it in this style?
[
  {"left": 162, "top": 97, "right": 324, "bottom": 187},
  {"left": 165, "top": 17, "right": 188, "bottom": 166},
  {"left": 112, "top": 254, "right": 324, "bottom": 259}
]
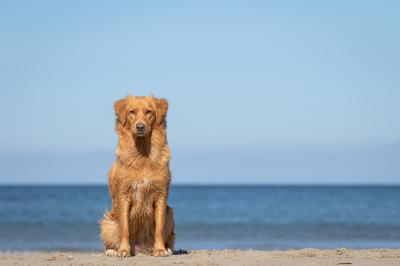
[{"left": 1, "top": 1, "right": 399, "bottom": 184}]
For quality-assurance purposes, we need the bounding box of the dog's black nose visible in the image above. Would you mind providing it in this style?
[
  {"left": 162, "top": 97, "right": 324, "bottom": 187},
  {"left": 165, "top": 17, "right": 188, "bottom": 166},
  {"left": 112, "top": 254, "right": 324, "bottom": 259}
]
[{"left": 136, "top": 123, "right": 145, "bottom": 132}]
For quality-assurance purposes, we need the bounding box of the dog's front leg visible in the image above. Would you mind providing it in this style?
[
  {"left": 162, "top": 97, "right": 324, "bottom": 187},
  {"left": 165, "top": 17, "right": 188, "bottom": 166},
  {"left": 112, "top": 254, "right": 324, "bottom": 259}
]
[
  {"left": 117, "top": 197, "right": 131, "bottom": 257},
  {"left": 153, "top": 197, "right": 171, "bottom": 256}
]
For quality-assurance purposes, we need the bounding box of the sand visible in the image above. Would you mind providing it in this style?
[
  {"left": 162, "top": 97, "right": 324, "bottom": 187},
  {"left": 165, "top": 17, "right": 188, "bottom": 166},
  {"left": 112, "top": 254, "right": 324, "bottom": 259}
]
[{"left": 1, "top": 248, "right": 400, "bottom": 266}]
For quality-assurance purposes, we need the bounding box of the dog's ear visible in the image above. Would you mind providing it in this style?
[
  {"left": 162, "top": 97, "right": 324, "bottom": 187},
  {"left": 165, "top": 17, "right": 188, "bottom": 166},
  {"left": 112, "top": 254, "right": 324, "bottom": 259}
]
[
  {"left": 155, "top": 98, "right": 168, "bottom": 127},
  {"left": 114, "top": 98, "right": 127, "bottom": 126}
]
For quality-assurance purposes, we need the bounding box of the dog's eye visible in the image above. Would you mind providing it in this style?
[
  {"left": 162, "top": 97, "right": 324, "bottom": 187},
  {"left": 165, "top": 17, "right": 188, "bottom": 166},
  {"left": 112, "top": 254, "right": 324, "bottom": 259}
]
[
  {"left": 146, "top": 110, "right": 152, "bottom": 115},
  {"left": 130, "top": 110, "right": 135, "bottom": 115}
]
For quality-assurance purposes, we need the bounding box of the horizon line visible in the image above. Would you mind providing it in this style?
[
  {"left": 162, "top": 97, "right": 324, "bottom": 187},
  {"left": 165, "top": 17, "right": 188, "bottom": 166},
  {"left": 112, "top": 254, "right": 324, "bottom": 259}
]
[{"left": 0, "top": 183, "right": 400, "bottom": 187}]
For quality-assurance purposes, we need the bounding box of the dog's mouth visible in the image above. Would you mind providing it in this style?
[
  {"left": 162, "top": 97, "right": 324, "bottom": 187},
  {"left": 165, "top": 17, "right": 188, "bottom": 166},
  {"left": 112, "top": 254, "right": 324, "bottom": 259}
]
[{"left": 135, "top": 131, "right": 146, "bottom": 137}]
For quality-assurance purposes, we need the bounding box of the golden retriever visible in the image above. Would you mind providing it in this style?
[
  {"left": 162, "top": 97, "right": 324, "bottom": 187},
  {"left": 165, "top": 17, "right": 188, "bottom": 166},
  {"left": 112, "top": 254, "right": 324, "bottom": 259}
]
[{"left": 100, "top": 95, "right": 175, "bottom": 257}]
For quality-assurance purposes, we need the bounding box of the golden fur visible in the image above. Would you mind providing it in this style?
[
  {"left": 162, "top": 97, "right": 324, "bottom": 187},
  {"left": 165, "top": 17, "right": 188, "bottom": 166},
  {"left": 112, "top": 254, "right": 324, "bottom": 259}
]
[{"left": 99, "top": 95, "right": 175, "bottom": 257}]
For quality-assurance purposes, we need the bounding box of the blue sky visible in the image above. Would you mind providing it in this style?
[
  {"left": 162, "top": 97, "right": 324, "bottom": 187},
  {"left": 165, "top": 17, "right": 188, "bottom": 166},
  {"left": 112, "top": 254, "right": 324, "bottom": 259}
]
[{"left": 0, "top": 1, "right": 399, "bottom": 184}]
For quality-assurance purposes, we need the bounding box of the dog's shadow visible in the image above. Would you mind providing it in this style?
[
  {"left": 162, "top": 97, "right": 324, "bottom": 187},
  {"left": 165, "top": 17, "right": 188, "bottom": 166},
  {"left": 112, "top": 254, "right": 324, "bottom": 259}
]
[{"left": 173, "top": 249, "right": 189, "bottom": 255}]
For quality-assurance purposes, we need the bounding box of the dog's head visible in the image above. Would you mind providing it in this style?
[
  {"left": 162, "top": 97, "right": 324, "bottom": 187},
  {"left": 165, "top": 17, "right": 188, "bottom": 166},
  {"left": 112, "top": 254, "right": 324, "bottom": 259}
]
[{"left": 114, "top": 95, "right": 168, "bottom": 138}]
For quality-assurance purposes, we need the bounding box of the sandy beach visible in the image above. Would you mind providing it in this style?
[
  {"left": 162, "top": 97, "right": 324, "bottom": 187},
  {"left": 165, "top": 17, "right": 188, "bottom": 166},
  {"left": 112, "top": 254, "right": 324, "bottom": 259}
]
[{"left": 1, "top": 248, "right": 400, "bottom": 266}]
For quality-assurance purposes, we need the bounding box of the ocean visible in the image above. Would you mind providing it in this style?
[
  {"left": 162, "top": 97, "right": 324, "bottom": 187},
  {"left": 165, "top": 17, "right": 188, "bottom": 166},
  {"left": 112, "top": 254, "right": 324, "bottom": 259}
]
[{"left": 0, "top": 185, "right": 399, "bottom": 251}]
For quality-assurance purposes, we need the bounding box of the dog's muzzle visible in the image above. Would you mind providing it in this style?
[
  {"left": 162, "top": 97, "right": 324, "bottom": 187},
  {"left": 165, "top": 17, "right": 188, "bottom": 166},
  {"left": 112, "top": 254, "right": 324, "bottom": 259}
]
[{"left": 136, "top": 122, "right": 146, "bottom": 136}]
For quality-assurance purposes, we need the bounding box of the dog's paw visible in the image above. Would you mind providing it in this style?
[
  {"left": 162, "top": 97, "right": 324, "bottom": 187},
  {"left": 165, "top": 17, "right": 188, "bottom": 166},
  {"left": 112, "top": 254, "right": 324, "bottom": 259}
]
[
  {"left": 105, "top": 249, "right": 117, "bottom": 257},
  {"left": 116, "top": 247, "right": 131, "bottom": 258},
  {"left": 154, "top": 248, "right": 172, "bottom": 257},
  {"left": 167, "top": 248, "right": 173, "bottom": 256}
]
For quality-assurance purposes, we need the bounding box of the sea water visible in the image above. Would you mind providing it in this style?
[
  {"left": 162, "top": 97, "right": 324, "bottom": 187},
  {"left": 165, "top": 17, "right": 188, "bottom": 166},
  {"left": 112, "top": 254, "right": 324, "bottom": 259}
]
[{"left": 0, "top": 185, "right": 399, "bottom": 251}]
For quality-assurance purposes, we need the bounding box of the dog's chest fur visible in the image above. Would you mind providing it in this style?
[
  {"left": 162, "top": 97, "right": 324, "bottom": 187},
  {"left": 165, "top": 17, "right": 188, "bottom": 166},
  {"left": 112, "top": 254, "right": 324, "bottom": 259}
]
[
  {"left": 130, "top": 179, "right": 154, "bottom": 202},
  {"left": 128, "top": 178, "right": 158, "bottom": 234}
]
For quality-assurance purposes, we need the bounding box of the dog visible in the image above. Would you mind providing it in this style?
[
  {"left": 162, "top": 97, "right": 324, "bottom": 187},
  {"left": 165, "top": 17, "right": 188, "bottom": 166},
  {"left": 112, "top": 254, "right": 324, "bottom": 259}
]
[{"left": 100, "top": 95, "right": 175, "bottom": 257}]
